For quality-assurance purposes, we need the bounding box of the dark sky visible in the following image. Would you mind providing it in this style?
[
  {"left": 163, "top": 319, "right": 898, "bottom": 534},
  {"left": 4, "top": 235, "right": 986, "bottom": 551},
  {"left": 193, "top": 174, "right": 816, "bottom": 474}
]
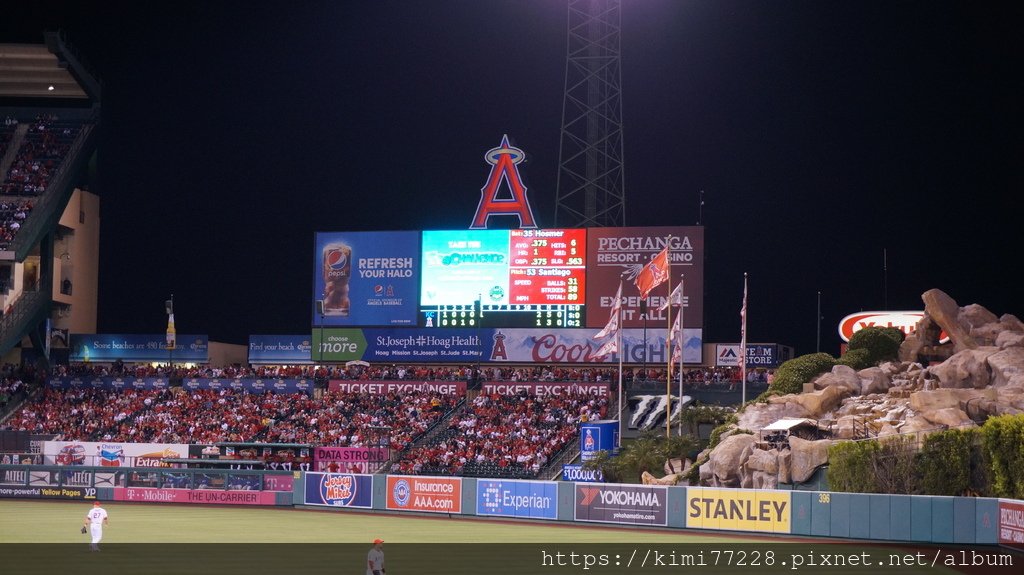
[{"left": 3, "top": 1, "right": 1021, "bottom": 357}]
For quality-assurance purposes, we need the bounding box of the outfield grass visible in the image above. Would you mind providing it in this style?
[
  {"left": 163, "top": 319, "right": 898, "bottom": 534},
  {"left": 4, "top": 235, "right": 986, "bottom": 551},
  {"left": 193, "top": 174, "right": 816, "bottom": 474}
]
[
  {"left": 0, "top": 500, "right": 986, "bottom": 574},
  {"left": 0, "top": 499, "right": 764, "bottom": 543}
]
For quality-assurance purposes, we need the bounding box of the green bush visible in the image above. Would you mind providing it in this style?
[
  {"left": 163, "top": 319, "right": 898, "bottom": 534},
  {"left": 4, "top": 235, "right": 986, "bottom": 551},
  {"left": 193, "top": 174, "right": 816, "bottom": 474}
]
[
  {"left": 836, "top": 348, "right": 872, "bottom": 370},
  {"left": 763, "top": 353, "right": 836, "bottom": 397},
  {"left": 916, "top": 427, "right": 975, "bottom": 495},
  {"left": 847, "top": 326, "right": 904, "bottom": 365},
  {"left": 828, "top": 440, "right": 880, "bottom": 493},
  {"left": 981, "top": 413, "right": 1024, "bottom": 499}
]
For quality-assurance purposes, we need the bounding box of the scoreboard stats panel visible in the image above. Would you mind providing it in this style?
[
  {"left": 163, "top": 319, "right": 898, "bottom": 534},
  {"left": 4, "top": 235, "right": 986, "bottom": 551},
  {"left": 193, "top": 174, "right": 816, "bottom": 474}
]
[{"left": 419, "top": 229, "right": 586, "bottom": 328}]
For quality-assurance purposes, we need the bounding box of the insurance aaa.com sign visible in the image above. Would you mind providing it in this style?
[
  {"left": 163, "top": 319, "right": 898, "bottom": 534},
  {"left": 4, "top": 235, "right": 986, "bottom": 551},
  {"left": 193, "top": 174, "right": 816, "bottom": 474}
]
[{"left": 386, "top": 475, "right": 462, "bottom": 514}]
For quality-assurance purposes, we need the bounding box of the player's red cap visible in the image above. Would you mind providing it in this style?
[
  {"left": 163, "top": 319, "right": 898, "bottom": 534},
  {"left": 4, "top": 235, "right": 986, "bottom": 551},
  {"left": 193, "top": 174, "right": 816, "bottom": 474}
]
[
  {"left": 373, "top": 539, "right": 384, "bottom": 544},
  {"left": 93, "top": 501, "right": 100, "bottom": 506}
]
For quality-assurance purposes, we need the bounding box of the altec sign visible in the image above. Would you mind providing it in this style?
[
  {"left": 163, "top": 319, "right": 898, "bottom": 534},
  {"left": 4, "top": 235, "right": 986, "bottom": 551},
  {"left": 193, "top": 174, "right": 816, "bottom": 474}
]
[{"left": 838, "top": 311, "right": 948, "bottom": 343}]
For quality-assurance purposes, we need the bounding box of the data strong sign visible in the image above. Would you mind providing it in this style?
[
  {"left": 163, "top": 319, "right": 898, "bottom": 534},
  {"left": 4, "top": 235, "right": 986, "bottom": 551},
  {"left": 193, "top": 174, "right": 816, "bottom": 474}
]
[{"left": 476, "top": 479, "right": 557, "bottom": 519}]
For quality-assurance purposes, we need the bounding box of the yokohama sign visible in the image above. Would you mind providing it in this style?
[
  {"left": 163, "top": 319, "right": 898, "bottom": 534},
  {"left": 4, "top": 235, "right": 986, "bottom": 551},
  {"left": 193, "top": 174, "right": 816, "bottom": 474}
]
[{"left": 574, "top": 484, "right": 667, "bottom": 526}]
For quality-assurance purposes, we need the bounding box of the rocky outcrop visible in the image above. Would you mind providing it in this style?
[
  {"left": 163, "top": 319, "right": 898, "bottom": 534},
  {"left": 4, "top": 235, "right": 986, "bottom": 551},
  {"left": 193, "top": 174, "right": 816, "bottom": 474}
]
[{"left": 695, "top": 289, "right": 1024, "bottom": 489}]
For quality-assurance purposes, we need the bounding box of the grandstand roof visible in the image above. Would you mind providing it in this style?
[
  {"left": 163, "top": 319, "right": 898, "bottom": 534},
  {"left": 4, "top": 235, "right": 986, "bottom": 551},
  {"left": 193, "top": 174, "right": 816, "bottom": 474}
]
[{"left": 0, "top": 43, "right": 88, "bottom": 99}]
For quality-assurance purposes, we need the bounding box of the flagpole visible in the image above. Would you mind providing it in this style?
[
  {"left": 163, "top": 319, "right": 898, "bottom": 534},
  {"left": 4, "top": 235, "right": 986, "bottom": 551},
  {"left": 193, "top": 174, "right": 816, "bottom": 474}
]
[
  {"left": 741, "top": 273, "right": 748, "bottom": 405},
  {"left": 677, "top": 275, "right": 684, "bottom": 436},
  {"left": 664, "top": 235, "right": 673, "bottom": 440},
  {"left": 616, "top": 276, "right": 624, "bottom": 452}
]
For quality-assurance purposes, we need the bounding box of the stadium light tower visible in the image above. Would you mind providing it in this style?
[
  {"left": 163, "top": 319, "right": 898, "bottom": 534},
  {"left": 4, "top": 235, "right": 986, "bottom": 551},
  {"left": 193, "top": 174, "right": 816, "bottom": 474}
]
[{"left": 554, "top": 0, "right": 626, "bottom": 228}]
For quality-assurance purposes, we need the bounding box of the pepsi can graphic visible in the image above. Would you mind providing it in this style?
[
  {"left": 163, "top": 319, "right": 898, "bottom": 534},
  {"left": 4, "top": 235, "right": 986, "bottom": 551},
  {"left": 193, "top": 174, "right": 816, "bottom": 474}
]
[{"left": 322, "top": 243, "right": 352, "bottom": 316}]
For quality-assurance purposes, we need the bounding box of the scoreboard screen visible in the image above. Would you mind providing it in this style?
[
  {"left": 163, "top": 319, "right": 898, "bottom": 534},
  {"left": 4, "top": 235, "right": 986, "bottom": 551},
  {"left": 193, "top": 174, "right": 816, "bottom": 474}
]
[
  {"left": 314, "top": 225, "right": 703, "bottom": 332},
  {"left": 419, "top": 229, "right": 586, "bottom": 328}
]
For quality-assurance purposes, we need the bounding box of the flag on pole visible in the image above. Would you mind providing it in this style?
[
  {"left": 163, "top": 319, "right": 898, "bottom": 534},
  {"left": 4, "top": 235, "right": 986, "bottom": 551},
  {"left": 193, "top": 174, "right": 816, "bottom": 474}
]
[
  {"left": 635, "top": 246, "right": 670, "bottom": 299},
  {"left": 659, "top": 279, "right": 683, "bottom": 312},
  {"left": 592, "top": 337, "right": 617, "bottom": 359},
  {"left": 594, "top": 283, "right": 622, "bottom": 339}
]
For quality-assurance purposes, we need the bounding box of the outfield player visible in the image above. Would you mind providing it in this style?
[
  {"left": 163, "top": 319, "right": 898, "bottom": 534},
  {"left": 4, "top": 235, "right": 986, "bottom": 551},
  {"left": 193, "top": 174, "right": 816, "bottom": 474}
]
[
  {"left": 367, "top": 538, "right": 385, "bottom": 575},
  {"left": 84, "top": 501, "right": 108, "bottom": 551}
]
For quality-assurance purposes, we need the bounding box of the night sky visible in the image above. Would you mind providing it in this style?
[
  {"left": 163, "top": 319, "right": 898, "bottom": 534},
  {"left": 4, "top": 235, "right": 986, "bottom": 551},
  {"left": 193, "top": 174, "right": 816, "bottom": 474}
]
[{"left": 3, "top": 1, "right": 1021, "bottom": 357}]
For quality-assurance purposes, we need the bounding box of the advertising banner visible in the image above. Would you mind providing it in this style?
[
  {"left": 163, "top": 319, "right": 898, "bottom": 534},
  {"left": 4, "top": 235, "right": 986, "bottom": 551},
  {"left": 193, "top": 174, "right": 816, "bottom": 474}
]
[
  {"left": 328, "top": 380, "right": 465, "bottom": 395},
  {"left": 685, "top": 487, "right": 791, "bottom": 533},
  {"left": 303, "top": 472, "right": 373, "bottom": 508},
  {"left": 562, "top": 464, "right": 604, "bottom": 483},
  {"left": 386, "top": 475, "right": 462, "bottom": 514},
  {"left": 0, "top": 484, "right": 97, "bottom": 499},
  {"left": 574, "top": 484, "right": 668, "bottom": 526},
  {"left": 586, "top": 227, "right": 704, "bottom": 329},
  {"left": 715, "top": 344, "right": 779, "bottom": 368},
  {"left": 248, "top": 335, "right": 313, "bottom": 364},
  {"left": 69, "top": 334, "right": 209, "bottom": 362},
  {"left": 42, "top": 441, "right": 188, "bottom": 467},
  {"left": 313, "top": 447, "right": 389, "bottom": 473},
  {"left": 482, "top": 327, "right": 702, "bottom": 365},
  {"left": 999, "top": 498, "right": 1024, "bottom": 548},
  {"left": 580, "top": 420, "right": 618, "bottom": 460},
  {"left": 311, "top": 327, "right": 703, "bottom": 364},
  {"left": 114, "top": 487, "right": 279, "bottom": 506},
  {"left": 360, "top": 328, "right": 485, "bottom": 362},
  {"left": 476, "top": 479, "right": 557, "bottom": 519},
  {"left": 480, "top": 381, "right": 609, "bottom": 397},
  {"left": 181, "top": 378, "right": 313, "bottom": 395},
  {"left": 313, "top": 231, "right": 421, "bottom": 327}
]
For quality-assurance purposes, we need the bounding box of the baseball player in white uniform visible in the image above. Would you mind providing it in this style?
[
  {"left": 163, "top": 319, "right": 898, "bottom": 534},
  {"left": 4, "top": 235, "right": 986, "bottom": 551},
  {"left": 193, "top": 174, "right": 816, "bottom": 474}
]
[
  {"left": 366, "top": 538, "right": 385, "bottom": 575},
  {"left": 84, "top": 501, "right": 108, "bottom": 551}
]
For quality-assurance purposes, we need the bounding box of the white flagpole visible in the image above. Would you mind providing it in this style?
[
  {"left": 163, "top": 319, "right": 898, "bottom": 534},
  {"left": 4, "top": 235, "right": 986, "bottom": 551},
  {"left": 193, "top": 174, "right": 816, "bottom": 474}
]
[
  {"left": 741, "top": 273, "right": 748, "bottom": 405},
  {"left": 677, "top": 275, "right": 684, "bottom": 436},
  {"left": 664, "top": 236, "right": 673, "bottom": 440}
]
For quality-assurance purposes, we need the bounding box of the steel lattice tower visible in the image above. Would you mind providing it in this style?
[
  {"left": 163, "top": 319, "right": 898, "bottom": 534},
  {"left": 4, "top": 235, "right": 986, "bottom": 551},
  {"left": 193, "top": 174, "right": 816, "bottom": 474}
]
[{"left": 554, "top": 0, "right": 626, "bottom": 228}]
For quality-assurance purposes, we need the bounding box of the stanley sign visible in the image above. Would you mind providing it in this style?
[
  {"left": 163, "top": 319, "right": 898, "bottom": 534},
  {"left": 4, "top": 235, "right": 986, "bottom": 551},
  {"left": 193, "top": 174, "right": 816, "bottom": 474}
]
[{"left": 686, "top": 487, "right": 791, "bottom": 533}]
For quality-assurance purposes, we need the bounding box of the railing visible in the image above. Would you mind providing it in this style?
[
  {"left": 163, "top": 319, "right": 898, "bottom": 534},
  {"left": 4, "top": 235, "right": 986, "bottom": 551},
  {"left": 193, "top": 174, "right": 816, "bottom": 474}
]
[{"left": 9, "top": 117, "right": 97, "bottom": 260}]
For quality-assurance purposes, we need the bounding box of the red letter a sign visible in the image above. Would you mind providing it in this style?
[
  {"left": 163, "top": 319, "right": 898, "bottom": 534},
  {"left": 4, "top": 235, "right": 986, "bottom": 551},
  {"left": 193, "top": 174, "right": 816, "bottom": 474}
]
[{"left": 470, "top": 135, "right": 537, "bottom": 229}]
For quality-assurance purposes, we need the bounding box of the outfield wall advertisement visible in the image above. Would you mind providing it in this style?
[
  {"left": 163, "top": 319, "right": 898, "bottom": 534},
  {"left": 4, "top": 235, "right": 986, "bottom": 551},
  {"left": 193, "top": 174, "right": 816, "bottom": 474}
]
[
  {"left": 999, "top": 498, "right": 1024, "bottom": 548},
  {"left": 313, "top": 447, "right": 389, "bottom": 473},
  {"left": 475, "top": 479, "right": 557, "bottom": 519},
  {"left": 303, "top": 472, "right": 373, "bottom": 508},
  {"left": 480, "top": 381, "right": 609, "bottom": 396},
  {"left": 0, "top": 484, "right": 97, "bottom": 500},
  {"left": 686, "top": 487, "right": 791, "bottom": 533},
  {"left": 313, "top": 327, "right": 702, "bottom": 364},
  {"left": 113, "top": 487, "right": 279, "bottom": 505},
  {"left": 386, "top": 475, "right": 462, "bottom": 514},
  {"left": 574, "top": 483, "right": 668, "bottom": 526}
]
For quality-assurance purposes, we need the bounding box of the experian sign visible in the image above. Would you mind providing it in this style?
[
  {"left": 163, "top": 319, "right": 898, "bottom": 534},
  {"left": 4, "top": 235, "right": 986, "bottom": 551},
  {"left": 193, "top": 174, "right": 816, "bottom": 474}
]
[{"left": 838, "top": 311, "right": 949, "bottom": 343}]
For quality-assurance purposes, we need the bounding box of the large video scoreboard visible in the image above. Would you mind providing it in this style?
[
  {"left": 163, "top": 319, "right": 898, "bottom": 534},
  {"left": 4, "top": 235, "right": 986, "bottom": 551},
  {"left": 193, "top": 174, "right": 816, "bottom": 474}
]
[{"left": 313, "top": 226, "right": 703, "bottom": 331}]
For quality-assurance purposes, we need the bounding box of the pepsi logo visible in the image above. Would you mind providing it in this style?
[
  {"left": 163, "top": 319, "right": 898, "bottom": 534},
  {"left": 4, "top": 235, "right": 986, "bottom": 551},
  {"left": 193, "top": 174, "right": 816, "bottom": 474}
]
[{"left": 326, "top": 249, "right": 348, "bottom": 270}]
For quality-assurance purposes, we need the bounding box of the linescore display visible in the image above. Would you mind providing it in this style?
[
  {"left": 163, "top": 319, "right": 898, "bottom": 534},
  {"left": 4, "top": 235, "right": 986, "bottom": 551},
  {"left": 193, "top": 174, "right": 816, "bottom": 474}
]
[{"left": 419, "top": 228, "right": 586, "bottom": 328}]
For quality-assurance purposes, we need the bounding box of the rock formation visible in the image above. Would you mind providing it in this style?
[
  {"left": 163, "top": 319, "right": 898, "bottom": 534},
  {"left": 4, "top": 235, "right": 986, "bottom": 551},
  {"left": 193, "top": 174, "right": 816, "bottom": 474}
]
[{"left": 696, "top": 289, "right": 1024, "bottom": 488}]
